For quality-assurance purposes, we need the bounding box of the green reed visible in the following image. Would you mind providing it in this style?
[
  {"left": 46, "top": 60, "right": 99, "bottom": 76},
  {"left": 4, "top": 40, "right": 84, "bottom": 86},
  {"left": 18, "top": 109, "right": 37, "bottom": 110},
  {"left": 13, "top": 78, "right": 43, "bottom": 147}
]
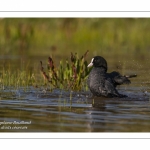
[
  {"left": 0, "top": 68, "right": 36, "bottom": 91},
  {"left": 0, "top": 51, "right": 91, "bottom": 91},
  {"left": 40, "top": 50, "right": 91, "bottom": 91}
]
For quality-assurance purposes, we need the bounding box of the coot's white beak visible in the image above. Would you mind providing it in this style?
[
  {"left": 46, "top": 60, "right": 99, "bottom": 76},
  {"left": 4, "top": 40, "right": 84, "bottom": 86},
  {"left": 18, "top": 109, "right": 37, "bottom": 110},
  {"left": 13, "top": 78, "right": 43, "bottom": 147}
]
[
  {"left": 87, "top": 62, "right": 93, "bottom": 67},
  {"left": 87, "top": 58, "right": 94, "bottom": 67}
]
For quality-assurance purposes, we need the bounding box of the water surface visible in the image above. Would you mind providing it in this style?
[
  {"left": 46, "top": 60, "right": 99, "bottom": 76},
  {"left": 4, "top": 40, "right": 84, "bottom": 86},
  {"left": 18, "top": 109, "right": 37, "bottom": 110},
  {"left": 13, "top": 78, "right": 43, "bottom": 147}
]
[
  {"left": 0, "top": 55, "right": 150, "bottom": 132},
  {"left": 0, "top": 86, "right": 150, "bottom": 132}
]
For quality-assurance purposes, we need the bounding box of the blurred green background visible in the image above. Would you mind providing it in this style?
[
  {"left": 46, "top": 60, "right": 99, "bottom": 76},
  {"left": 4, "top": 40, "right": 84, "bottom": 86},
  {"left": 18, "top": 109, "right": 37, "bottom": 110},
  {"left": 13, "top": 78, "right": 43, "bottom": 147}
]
[{"left": 1, "top": 18, "right": 150, "bottom": 58}]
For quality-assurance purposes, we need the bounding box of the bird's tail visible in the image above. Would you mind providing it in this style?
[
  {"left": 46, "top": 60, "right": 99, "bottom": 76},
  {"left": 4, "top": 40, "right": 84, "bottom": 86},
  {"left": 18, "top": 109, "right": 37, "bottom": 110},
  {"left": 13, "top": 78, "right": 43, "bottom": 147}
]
[{"left": 124, "top": 74, "right": 137, "bottom": 78}]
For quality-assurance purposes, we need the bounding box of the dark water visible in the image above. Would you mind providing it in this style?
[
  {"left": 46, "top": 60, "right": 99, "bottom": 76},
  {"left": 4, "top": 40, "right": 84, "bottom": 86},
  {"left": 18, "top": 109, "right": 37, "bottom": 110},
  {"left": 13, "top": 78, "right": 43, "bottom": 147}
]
[
  {"left": 0, "top": 55, "right": 150, "bottom": 132},
  {"left": 0, "top": 86, "right": 150, "bottom": 132}
]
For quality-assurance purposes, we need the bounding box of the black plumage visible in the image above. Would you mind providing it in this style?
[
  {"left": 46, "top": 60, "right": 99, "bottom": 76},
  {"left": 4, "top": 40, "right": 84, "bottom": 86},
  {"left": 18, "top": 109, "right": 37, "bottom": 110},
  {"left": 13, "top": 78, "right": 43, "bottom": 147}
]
[{"left": 87, "top": 56, "right": 134, "bottom": 98}]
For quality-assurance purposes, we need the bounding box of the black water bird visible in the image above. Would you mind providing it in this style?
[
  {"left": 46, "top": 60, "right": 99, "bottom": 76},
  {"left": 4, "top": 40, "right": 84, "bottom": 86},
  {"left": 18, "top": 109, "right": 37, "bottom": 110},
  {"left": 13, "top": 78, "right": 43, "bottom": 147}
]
[{"left": 87, "top": 56, "right": 136, "bottom": 98}]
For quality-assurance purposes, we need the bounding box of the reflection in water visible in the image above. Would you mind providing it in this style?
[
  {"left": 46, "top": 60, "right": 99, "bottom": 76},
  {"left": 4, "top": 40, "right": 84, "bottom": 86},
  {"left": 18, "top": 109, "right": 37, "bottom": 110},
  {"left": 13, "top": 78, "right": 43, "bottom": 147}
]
[{"left": 0, "top": 86, "right": 150, "bottom": 132}]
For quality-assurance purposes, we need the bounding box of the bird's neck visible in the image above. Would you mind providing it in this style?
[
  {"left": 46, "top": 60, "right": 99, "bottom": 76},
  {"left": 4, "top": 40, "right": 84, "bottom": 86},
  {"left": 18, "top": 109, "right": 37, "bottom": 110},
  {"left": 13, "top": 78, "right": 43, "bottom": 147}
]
[{"left": 94, "top": 66, "right": 107, "bottom": 72}]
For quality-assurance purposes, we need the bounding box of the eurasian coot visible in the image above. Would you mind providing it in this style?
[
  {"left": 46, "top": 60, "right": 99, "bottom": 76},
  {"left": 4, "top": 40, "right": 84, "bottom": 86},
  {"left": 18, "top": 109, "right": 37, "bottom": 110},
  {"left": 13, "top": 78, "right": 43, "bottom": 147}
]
[{"left": 87, "top": 56, "right": 135, "bottom": 98}]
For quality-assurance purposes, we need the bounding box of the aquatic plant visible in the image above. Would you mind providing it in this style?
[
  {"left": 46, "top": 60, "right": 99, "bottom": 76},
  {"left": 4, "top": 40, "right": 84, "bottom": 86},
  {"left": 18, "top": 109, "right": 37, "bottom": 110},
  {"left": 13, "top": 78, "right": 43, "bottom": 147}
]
[
  {"left": 40, "top": 50, "right": 91, "bottom": 91},
  {"left": 0, "top": 68, "right": 36, "bottom": 91},
  {"left": 0, "top": 51, "right": 91, "bottom": 91}
]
